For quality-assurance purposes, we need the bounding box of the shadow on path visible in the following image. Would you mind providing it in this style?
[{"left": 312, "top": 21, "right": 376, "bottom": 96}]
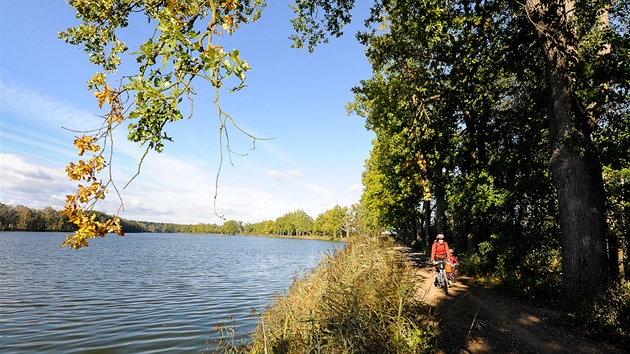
[{"left": 397, "top": 246, "right": 625, "bottom": 354}]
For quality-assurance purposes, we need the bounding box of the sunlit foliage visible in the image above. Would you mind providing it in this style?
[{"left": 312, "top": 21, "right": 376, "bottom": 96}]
[{"left": 58, "top": 0, "right": 266, "bottom": 248}]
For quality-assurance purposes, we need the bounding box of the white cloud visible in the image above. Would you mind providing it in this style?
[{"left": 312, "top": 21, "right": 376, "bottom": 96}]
[
  {"left": 287, "top": 169, "right": 302, "bottom": 177},
  {"left": 267, "top": 168, "right": 304, "bottom": 182},
  {"left": 0, "top": 127, "right": 76, "bottom": 160},
  {"left": 0, "top": 80, "right": 364, "bottom": 225},
  {"left": 346, "top": 183, "right": 363, "bottom": 193},
  {"left": 0, "top": 151, "right": 361, "bottom": 225},
  {"left": 298, "top": 180, "right": 335, "bottom": 198},
  {"left": 268, "top": 169, "right": 286, "bottom": 180},
  {"left": 257, "top": 140, "right": 298, "bottom": 167},
  {"left": 0, "top": 154, "right": 73, "bottom": 210},
  {"left": 266, "top": 168, "right": 334, "bottom": 199},
  {"left": 0, "top": 80, "right": 98, "bottom": 128}
]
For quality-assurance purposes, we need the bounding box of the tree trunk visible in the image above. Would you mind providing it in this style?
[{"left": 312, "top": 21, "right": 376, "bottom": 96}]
[
  {"left": 465, "top": 225, "right": 477, "bottom": 255},
  {"left": 526, "top": 0, "right": 609, "bottom": 302},
  {"left": 619, "top": 180, "right": 627, "bottom": 283},
  {"left": 436, "top": 167, "right": 447, "bottom": 235},
  {"left": 424, "top": 198, "right": 431, "bottom": 249},
  {"left": 619, "top": 248, "right": 626, "bottom": 284},
  {"left": 436, "top": 198, "right": 446, "bottom": 236},
  {"left": 412, "top": 216, "right": 418, "bottom": 246}
]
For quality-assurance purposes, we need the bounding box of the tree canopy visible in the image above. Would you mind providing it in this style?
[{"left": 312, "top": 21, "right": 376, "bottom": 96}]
[{"left": 299, "top": 0, "right": 629, "bottom": 303}]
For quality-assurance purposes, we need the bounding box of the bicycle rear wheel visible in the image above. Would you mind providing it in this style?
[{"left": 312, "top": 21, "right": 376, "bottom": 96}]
[
  {"left": 441, "top": 272, "right": 449, "bottom": 295},
  {"left": 448, "top": 271, "right": 456, "bottom": 283}
]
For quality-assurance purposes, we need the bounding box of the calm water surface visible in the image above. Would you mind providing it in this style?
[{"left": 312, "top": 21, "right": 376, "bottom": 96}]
[{"left": 0, "top": 232, "right": 343, "bottom": 353}]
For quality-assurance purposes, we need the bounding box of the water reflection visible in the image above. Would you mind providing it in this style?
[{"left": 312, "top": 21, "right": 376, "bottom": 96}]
[{"left": 0, "top": 232, "right": 343, "bottom": 353}]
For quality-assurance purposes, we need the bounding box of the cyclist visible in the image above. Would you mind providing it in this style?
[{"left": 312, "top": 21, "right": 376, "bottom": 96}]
[
  {"left": 447, "top": 249, "right": 460, "bottom": 281},
  {"left": 430, "top": 233, "right": 452, "bottom": 286}
]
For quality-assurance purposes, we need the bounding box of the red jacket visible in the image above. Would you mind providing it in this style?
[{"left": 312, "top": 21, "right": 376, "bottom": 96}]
[{"left": 431, "top": 241, "right": 451, "bottom": 262}]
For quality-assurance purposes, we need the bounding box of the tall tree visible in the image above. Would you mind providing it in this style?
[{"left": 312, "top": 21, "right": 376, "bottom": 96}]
[
  {"left": 292, "top": 0, "right": 629, "bottom": 302},
  {"left": 286, "top": 209, "right": 314, "bottom": 236},
  {"left": 520, "top": 0, "right": 629, "bottom": 300},
  {"left": 314, "top": 205, "right": 347, "bottom": 238},
  {"left": 222, "top": 220, "right": 243, "bottom": 235}
]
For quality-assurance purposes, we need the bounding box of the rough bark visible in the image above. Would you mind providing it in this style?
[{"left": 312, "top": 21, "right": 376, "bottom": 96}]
[
  {"left": 466, "top": 226, "right": 477, "bottom": 255},
  {"left": 436, "top": 190, "right": 447, "bottom": 236},
  {"left": 525, "top": 0, "right": 609, "bottom": 302},
  {"left": 424, "top": 198, "right": 431, "bottom": 249}
]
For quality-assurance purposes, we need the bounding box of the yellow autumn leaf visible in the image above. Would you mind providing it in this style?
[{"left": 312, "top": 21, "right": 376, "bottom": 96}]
[
  {"left": 221, "top": 0, "right": 237, "bottom": 11},
  {"left": 93, "top": 85, "right": 110, "bottom": 109}
]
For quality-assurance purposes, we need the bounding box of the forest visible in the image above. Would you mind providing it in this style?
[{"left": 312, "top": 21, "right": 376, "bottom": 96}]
[
  {"left": 341, "top": 0, "right": 630, "bottom": 307},
  {"left": 0, "top": 203, "right": 353, "bottom": 239}
]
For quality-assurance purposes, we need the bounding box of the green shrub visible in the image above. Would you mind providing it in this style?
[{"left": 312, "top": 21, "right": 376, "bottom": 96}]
[
  {"left": 575, "top": 281, "right": 630, "bottom": 346},
  {"left": 459, "top": 239, "right": 563, "bottom": 306}
]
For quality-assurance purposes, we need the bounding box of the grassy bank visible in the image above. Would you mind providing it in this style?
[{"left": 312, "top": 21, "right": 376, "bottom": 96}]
[{"left": 239, "top": 235, "right": 436, "bottom": 353}]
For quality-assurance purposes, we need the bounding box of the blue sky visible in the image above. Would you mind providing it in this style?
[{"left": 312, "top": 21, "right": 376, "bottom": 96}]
[{"left": 0, "top": 1, "right": 375, "bottom": 225}]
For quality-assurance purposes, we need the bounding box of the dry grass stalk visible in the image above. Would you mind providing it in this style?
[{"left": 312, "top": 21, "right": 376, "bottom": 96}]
[{"left": 246, "top": 235, "right": 436, "bottom": 353}]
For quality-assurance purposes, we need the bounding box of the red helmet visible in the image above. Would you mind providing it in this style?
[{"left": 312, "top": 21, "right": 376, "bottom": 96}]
[{"left": 436, "top": 234, "right": 445, "bottom": 239}]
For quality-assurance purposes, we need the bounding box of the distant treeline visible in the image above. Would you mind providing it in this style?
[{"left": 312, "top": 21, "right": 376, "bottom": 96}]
[
  {"left": 0, "top": 203, "right": 353, "bottom": 239},
  {"left": 0, "top": 203, "right": 191, "bottom": 233}
]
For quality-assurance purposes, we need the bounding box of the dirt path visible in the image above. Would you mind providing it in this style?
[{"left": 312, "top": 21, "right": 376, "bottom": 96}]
[{"left": 399, "top": 247, "right": 626, "bottom": 354}]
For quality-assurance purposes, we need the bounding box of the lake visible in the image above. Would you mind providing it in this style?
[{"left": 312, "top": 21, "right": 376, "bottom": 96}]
[{"left": 0, "top": 232, "right": 344, "bottom": 353}]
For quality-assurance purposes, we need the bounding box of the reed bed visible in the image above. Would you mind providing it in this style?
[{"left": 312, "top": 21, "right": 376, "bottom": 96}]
[{"left": 246, "top": 235, "right": 436, "bottom": 354}]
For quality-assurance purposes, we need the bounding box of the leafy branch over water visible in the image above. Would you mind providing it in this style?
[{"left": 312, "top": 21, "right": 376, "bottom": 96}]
[{"left": 58, "top": 0, "right": 267, "bottom": 248}]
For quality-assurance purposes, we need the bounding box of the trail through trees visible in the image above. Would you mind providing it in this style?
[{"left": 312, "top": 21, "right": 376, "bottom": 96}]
[{"left": 401, "top": 248, "right": 626, "bottom": 353}]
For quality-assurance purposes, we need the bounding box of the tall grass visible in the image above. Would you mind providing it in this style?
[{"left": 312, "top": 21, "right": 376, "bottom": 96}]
[{"left": 245, "top": 235, "right": 436, "bottom": 354}]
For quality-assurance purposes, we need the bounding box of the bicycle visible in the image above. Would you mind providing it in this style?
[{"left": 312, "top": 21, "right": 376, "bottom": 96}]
[
  {"left": 433, "top": 260, "right": 449, "bottom": 295},
  {"left": 446, "top": 262, "right": 457, "bottom": 283}
]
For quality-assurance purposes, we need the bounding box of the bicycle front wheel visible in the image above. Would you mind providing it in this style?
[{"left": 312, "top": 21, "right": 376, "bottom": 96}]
[{"left": 441, "top": 272, "right": 449, "bottom": 295}]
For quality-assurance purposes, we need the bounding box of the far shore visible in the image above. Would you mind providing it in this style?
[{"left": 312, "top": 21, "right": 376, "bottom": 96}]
[{"left": 1, "top": 230, "right": 345, "bottom": 243}]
